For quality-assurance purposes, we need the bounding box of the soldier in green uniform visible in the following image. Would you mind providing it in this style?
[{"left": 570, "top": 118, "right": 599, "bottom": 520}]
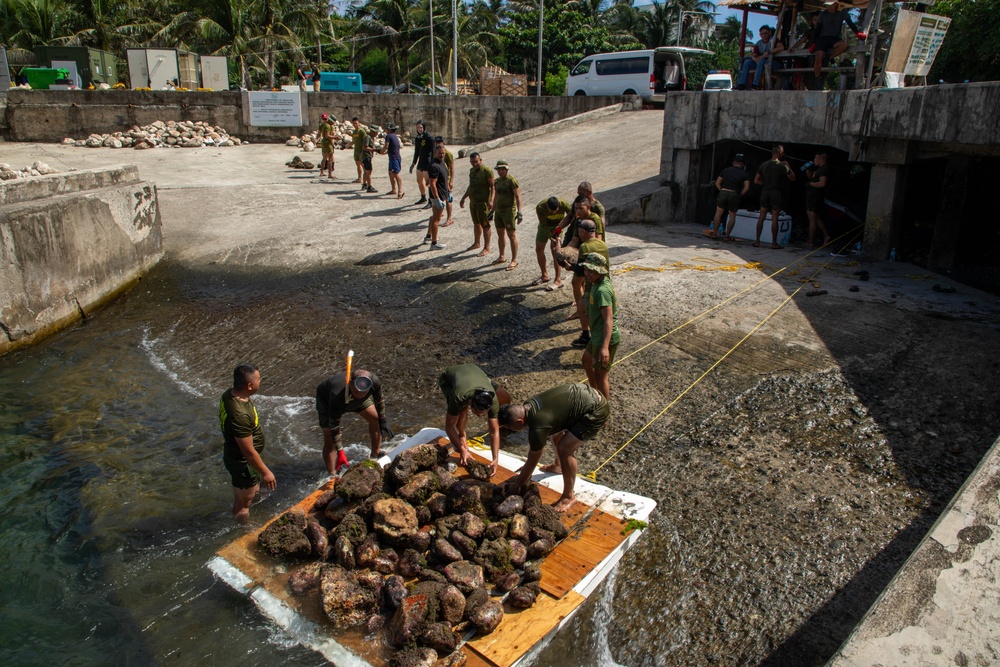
[
  {"left": 754, "top": 145, "right": 795, "bottom": 248},
  {"left": 316, "top": 369, "right": 393, "bottom": 474},
  {"left": 499, "top": 382, "right": 611, "bottom": 512},
  {"left": 439, "top": 364, "right": 511, "bottom": 476},
  {"left": 489, "top": 159, "right": 523, "bottom": 271},
  {"left": 318, "top": 113, "right": 336, "bottom": 179},
  {"left": 570, "top": 219, "right": 610, "bottom": 349},
  {"left": 351, "top": 117, "right": 367, "bottom": 185},
  {"left": 219, "top": 363, "right": 276, "bottom": 523},
  {"left": 580, "top": 253, "right": 620, "bottom": 399},
  {"left": 533, "top": 196, "right": 572, "bottom": 288},
  {"left": 459, "top": 152, "right": 495, "bottom": 256}
]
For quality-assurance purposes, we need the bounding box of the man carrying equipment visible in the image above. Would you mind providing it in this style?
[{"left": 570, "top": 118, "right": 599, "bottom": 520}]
[
  {"left": 439, "top": 363, "right": 511, "bottom": 476},
  {"left": 533, "top": 196, "right": 572, "bottom": 288}
]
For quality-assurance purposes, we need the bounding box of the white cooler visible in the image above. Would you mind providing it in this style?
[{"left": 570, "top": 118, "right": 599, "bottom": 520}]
[{"left": 723, "top": 210, "right": 792, "bottom": 246}]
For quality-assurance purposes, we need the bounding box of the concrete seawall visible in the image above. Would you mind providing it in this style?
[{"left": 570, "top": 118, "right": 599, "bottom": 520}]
[
  {"left": 0, "top": 165, "right": 163, "bottom": 355},
  {"left": 3, "top": 89, "right": 633, "bottom": 145}
]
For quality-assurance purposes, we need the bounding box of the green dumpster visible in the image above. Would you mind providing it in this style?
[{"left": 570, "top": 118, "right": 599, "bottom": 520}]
[{"left": 23, "top": 67, "right": 70, "bottom": 90}]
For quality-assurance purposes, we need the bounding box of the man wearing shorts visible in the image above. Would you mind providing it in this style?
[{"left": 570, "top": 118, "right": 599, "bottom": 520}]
[
  {"left": 424, "top": 144, "right": 450, "bottom": 249},
  {"left": 571, "top": 218, "right": 610, "bottom": 349},
  {"left": 490, "top": 159, "right": 522, "bottom": 271},
  {"left": 316, "top": 369, "right": 393, "bottom": 474},
  {"left": 500, "top": 382, "right": 611, "bottom": 512},
  {"left": 434, "top": 136, "right": 456, "bottom": 226},
  {"left": 459, "top": 152, "right": 495, "bottom": 256},
  {"left": 361, "top": 128, "right": 377, "bottom": 193},
  {"left": 318, "top": 112, "right": 336, "bottom": 179},
  {"left": 220, "top": 363, "right": 276, "bottom": 523},
  {"left": 805, "top": 151, "right": 832, "bottom": 246},
  {"left": 711, "top": 154, "right": 751, "bottom": 239},
  {"left": 439, "top": 363, "right": 511, "bottom": 476},
  {"left": 813, "top": 1, "right": 863, "bottom": 84},
  {"left": 754, "top": 145, "right": 795, "bottom": 248},
  {"left": 409, "top": 120, "right": 435, "bottom": 206},
  {"left": 351, "top": 117, "right": 367, "bottom": 185},
  {"left": 533, "top": 196, "right": 572, "bottom": 288},
  {"left": 381, "top": 123, "right": 403, "bottom": 198},
  {"left": 581, "top": 253, "right": 620, "bottom": 399}
]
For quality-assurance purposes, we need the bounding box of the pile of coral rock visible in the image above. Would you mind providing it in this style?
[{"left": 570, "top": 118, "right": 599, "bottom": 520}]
[
  {"left": 286, "top": 119, "right": 411, "bottom": 153},
  {"left": 0, "top": 161, "right": 60, "bottom": 180},
  {"left": 61, "top": 120, "right": 244, "bottom": 149},
  {"left": 258, "top": 442, "right": 569, "bottom": 667}
]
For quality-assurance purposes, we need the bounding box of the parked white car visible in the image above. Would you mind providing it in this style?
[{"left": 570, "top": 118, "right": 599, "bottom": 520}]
[{"left": 565, "top": 47, "right": 714, "bottom": 103}]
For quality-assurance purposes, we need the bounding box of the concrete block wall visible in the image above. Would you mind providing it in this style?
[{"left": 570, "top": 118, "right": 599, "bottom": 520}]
[
  {"left": 0, "top": 165, "right": 163, "bottom": 355},
  {"left": 3, "top": 90, "right": 628, "bottom": 145}
]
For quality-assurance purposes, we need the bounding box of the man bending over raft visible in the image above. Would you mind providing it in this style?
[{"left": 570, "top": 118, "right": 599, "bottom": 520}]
[
  {"left": 316, "top": 369, "right": 394, "bottom": 474},
  {"left": 439, "top": 363, "right": 511, "bottom": 476},
  {"left": 499, "top": 383, "right": 610, "bottom": 512}
]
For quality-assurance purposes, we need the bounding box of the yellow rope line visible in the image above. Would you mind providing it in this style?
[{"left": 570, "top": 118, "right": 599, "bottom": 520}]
[{"left": 584, "top": 230, "right": 861, "bottom": 482}]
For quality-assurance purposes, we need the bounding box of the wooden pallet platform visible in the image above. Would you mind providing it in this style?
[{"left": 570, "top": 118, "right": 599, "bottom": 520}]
[{"left": 212, "top": 434, "right": 639, "bottom": 667}]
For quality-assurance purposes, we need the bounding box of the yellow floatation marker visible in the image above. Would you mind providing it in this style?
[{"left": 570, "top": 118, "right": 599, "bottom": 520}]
[{"left": 345, "top": 349, "right": 354, "bottom": 403}]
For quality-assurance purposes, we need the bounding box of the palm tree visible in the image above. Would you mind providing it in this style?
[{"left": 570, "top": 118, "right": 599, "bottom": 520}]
[
  {"left": 718, "top": 14, "right": 741, "bottom": 43},
  {"left": 0, "top": 0, "right": 78, "bottom": 52},
  {"left": 667, "top": 0, "right": 715, "bottom": 46},
  {"left": 452, "top": 0, "right": 502, "bottom": 81},
  {"left": 352, "top": 0, "right": 417, "bottom": 87},
  {"left": 635, "top": 0, "right": 673, "bottom": 48}
]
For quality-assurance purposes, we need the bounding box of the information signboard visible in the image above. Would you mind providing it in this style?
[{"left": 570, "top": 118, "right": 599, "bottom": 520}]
[
  {"left": 246, "top": 91, "right": 304, "bottom": 127},
  {"left": 885, "top": 10, "right": 951, "bottom": 84}
]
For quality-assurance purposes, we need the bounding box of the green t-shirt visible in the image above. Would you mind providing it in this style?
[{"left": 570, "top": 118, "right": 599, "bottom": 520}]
[
  {"left": 535, "top": 198, "right": 572, "bottom": 228},
  {"left": 587, "top": 278, "right": 620, "bottom": 348},
  {"left": 444, "top": 150, "right": 455, "bottom": 182},
  {"left": 568, "top": 212, "right": 605, "bottom": 243},
  {"left": 591, "top": 198, "right": 606, "bottom": 223},
  {"left": 579, "top": 238, "right": 609, "bottom": 265},
  {"left": 219, "top": 389, "right": 265, "bottom": 461},
  {"left": 318, "top": 121, "right": 335, "bottom": 149},
  {"left": 494, "top": 176, "right": 520, "bottom": 209},
  {"left": 524, "top": 383, "right": 603, "bottom": 451},
  {"left": 438, "top": 364, "right": 499, "bottom": 419},
  {"left": 757, "top": 159, "right": 791, "bottom": 191},
  {"left": 352, "top": 126, "right": 368, "bottom": 158},
  {"left": 467, "top": 166, "right": 494, "bottom": 202}
]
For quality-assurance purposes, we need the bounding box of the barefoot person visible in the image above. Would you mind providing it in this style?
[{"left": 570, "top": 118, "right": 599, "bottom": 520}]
[
  {"left": 489, "top": 159, "right": 522, "bottom": 271},
  {"left": 805, "top": 151, "right": 832, "bottom": 246},
  {"left": 439, "top": 363, "right": 511, "bottom": 476},
  {"left": 381, "top": 123, "right": 403, "bottom": 198},
  {"left": 580, "top": 253, "right": 620, "bottom": 399},
  {"left": 220, "top": 363, "right": 276, "bottom": 523},
  {"left": 532, "top": 196, "right": 572, "bottom": 288},
  {"left": 710, "top": 154, "right": 751, "bottom": 239},
  {"left": 459, "top": 152, "right": 495, "bottom": 255},
  {"left": 316, "top": 369, "right": 393, "bottom": 474},
  {"left": 754, "top": 145, "right": 795, "bottom": 248},
  {"left": 499, "top": 382, "right": 610, "bottom": 512}
]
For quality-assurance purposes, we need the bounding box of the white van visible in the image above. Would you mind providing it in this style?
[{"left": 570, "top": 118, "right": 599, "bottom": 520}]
[{"left": 565, "top": 47, "right": 714, "bottom": 103}]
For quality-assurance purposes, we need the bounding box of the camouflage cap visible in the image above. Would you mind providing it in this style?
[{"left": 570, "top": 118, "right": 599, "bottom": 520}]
[{"left": 579, "top": 252, "right": 609, "bottom": 276}]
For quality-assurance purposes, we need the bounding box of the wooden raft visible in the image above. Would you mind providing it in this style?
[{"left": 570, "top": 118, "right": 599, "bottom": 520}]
[{"left": 214, "top": 438, "right": 630, "bottom": 667}]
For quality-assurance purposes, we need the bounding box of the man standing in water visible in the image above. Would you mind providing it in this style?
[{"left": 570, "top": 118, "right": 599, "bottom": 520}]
[
  {"left": 499, "top": 382, "right": 610, "bottom": 512},
  {"left": 220, "top": 363, "right": 276, "bottom": 523},
  {"left": 316, "top": 369, "right": 393, "bottom": 474},
  {"left": 439, "top": 363, "right": 511, "bottom": 476}
]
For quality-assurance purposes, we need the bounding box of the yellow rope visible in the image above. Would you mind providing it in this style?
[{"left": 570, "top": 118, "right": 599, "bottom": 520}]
[{"left": 584, "top": 230, "right": 861, "bottom": 482}]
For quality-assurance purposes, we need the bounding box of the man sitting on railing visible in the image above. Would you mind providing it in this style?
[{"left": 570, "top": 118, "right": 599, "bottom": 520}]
[
  {"left": 737, "top": 26, "right": 783, "bottom": 90},
  {"left": 812, "top": 1, "right": 866, "bottom": 86}
]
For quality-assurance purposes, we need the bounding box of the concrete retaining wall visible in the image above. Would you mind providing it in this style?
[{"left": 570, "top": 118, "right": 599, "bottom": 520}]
[
  {"left": 3, "top": 89, "right": 629, "bottom": 145},
  {"left": 0, "top": 165, "right": 163, "bottom": 355}
]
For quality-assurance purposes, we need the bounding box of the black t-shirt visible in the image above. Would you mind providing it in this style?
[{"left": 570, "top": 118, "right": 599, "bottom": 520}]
[
  {"left": 757, "top": 160, "right": 791, "bottom": 191},
  {"left": 414, "top": 132, "right": 434, "bottom": 164},
  {"left": 311, "top": 69, "right": 321, "bottom": 82},
  {"left": 808, "top": 165, "right": 829, "bottom": 200},
  {"left": 428, "top": 160, "right": 450, "bottom": 198},
  {"left": 720, "top": 166, "right": 750, "bottom": 192}
]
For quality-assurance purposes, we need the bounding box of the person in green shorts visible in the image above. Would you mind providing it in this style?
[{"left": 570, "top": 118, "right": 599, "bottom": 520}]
[
  {"left": 316, "top": 369, "right": 393, "bottom": 474},
  {"left": 318, "top": 113, "right": 336, "bottom": 179},
  {"left": 220, "top": 363, "right": 276, "bottom": 523},
  {"left": 459, "top": 152, "right": 495, "bottom": 256},
  {"left": 351, "top": 117, "right": 367, "bottom": 185},
  {"left": 489, "top": 159, "right": 523, "bottom": 271},
  {"left": 710, "top": 154, "right": 750, "bottom": 239},
  {"left": 499, "top": 382, "right": 611, "bottom": 512},
  {"left": 439, "top": 364, "right": 512, "bottom": 476},
  {"left": 580, "top": 253, "right": 620, "bottom": 399},
  {"left": 533, "top": 196, "right": 572, "bottom": 288},
  {"left": 570, "top": 218, "right": 610, "bottom": 349},
  {"left": 754, "top": 145, "right": 795, "bottom": 248}
]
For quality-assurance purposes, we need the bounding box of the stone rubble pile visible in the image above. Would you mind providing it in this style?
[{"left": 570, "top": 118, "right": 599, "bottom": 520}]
[
  {"left": 0, "top": 161, "right": 60, "bottom": 180},
  {"left": 287, "top": 119, "right": 412, "bottom": 153},
  {"left": 61, "top": 120, "right": 245, "bottom": 149}
]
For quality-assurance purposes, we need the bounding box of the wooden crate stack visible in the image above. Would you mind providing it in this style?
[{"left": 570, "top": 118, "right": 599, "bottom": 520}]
[{"left": 479, "top": 65, "right": 528, "bottom": 96}]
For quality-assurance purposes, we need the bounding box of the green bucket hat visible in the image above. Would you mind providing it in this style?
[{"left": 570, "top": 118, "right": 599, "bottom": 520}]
[{"left": 579, "top": 252, "right": 609, "bottom": 276}]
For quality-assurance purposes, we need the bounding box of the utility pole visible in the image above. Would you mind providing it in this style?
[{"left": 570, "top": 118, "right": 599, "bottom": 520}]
[
  {"left": 536, "top": 0, "right": 544, "bottom": 96},
  {"left": 430, "top": 0, "right": 436, "bottom": 93},
  {"left": 452, "top": 0, "right": 458, "bottom": 95}
]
